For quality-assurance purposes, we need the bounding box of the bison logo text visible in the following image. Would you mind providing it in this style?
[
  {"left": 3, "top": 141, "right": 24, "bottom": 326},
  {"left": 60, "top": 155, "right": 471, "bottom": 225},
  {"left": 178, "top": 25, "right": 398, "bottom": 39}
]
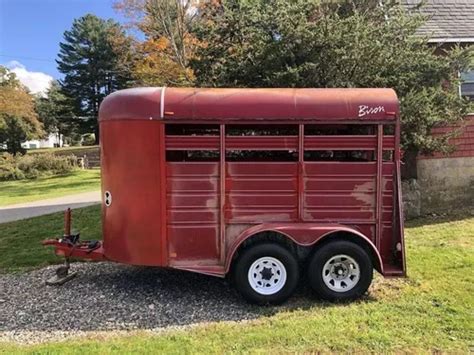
[{"left": 358, "top": 105, "right": 385, "bottom": 117}]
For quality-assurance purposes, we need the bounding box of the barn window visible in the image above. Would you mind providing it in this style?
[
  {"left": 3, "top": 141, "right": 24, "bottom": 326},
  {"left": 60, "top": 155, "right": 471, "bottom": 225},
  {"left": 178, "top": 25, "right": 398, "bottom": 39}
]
[{"left": 460, "top": 70, "right": 474, "bottom": 101}]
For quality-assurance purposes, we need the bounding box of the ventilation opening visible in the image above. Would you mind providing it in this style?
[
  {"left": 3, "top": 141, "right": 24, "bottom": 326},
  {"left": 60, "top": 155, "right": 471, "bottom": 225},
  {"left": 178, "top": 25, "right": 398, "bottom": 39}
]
[
  {"left": 226, "top": 150, "right": 298, "bottom": 162},
  {"left": 166, "top": 150, "right": 220, "bottom": 162},
  {"left": 304, "top": 150, "right": 375, "bottom": 162}
]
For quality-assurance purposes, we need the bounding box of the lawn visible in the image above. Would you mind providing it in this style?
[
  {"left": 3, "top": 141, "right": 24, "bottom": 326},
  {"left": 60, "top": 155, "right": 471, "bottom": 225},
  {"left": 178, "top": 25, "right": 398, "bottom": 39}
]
[
  {"left": 0, "top": 204, "right": 101, "bottom": 271},
  {"left": 0, "top": 210, "right": 473, "bottom": 353},
  {"left": 0, "top": 169, "right": 101, "bottom": 206},
  {"left": 27, "top": 145, "right": 99, "bottom": 155}
]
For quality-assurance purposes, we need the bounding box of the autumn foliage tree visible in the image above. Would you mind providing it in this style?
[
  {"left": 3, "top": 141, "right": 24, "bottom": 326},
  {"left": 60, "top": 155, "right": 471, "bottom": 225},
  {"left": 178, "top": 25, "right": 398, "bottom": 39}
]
[
  {"left": 114, "top": 0, "right": 199, "bottom": 86},
  {"left": 0, "top": 66, "right": 43, "bottom": 154},
  {"left": 132, "top": 37, "right": 195, "bottom": 86}
]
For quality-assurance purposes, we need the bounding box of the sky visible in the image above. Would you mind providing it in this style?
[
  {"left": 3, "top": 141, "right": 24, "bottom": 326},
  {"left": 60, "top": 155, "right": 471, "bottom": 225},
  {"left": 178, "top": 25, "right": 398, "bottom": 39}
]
[{"left": 0, "top": 0, "right": 127, "bottom": 95}]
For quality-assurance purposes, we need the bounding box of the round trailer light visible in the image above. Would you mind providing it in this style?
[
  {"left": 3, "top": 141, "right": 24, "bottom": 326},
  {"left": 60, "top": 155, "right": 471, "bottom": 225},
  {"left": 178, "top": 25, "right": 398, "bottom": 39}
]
[{"left": 104, "top": 191, "right": 112, "bottom": 206}]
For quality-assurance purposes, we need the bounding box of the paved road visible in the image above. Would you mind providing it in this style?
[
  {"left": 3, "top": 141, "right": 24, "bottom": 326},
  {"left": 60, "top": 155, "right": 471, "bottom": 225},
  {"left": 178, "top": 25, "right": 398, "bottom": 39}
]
[{"left": 0, "top": 191, "right": 101, "bottom": 223}]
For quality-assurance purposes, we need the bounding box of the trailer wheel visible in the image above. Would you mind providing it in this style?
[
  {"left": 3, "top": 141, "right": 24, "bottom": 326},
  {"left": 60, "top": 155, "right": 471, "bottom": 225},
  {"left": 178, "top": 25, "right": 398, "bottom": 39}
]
[
  {"left": 233, "top": 243, "right": 299, "bottom": 305},
  {"left": 308, "top": 240, "right": 373, "bottom": 302}
]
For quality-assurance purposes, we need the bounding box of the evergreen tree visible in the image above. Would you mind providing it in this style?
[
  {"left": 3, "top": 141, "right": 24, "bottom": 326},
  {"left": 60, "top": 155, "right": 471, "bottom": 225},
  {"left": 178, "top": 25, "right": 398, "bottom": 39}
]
[
  {"left": 57, "top": 14, "right": 132, "bottom": 143},
  {"left": 35, "top": 81, "right": 76, "bottom": 146}
]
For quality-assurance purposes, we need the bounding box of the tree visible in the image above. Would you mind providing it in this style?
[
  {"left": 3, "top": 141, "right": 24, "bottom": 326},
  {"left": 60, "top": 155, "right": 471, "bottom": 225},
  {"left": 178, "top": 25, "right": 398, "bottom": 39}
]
[
  {"left": 192, "top": 0, "right": 473, "bottom": 177},
  {"left": 35, "top": 81, "right": 77, "bottom": 146},
  {"left": 132, "top": 37, "right": 195, "bottom": 86},
  {"left": 0, "top": 66, "right": 43, "bottom": 154},
  {"left": 57, "top": 14, "right": 133, "bottom": 143},
  {"left": 114, "top": 0, "right": 200, "bottom": 86}
]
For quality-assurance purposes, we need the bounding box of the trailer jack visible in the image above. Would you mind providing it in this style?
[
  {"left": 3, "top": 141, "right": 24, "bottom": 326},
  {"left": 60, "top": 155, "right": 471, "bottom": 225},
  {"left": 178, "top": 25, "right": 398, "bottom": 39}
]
[
  {"left": 46, "top": 258, "right": 77, "bottom": 286},
  {"left": 42, "top": 208, "right": 106, "bottom": 286}
]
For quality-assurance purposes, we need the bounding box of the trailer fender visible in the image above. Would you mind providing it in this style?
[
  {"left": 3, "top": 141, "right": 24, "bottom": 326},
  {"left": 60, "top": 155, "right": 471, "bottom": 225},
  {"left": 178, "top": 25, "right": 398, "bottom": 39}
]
[{"left": 225, "top": 223, "right": 383, "bottom": 274}]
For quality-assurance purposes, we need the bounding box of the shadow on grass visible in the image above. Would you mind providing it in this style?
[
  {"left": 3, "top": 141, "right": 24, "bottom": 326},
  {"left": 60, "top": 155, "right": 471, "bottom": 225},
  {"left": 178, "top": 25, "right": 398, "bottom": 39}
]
[{"left": 406, "top": 209, "right": 474, "bottom": 228}]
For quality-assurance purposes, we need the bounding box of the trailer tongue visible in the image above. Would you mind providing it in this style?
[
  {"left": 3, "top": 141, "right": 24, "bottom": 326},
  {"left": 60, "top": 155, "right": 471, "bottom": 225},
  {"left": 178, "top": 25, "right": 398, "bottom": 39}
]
[{"left": 42, "top": 208, "right": 105, "bottom": 285}]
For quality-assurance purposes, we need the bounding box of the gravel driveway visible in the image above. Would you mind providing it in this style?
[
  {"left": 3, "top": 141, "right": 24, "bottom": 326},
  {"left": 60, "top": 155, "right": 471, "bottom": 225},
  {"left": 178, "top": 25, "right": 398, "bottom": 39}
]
[{"left": 0, "top": 262, "right": 316, "bottom": 343}]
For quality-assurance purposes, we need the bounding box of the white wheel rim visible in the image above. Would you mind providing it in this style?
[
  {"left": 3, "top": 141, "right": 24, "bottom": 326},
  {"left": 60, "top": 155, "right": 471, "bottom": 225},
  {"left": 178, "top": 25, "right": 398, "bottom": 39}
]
[
  {"left": 322, "top": 254, "right": 360, "bottom": 293},
  {"left": 248, "top": 256, "right": 287, "bottom": 295}
]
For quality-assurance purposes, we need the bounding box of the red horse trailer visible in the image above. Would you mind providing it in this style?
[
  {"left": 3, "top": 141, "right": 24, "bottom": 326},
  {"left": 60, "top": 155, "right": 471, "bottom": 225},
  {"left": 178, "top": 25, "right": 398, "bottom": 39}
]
[{"left": 44, "top": 87, "right": 405, "bottom": 304}]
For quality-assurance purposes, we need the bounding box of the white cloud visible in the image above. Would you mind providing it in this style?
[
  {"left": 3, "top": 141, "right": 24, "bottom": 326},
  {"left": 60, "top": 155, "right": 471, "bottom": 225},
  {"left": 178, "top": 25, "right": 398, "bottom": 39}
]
[{"left": 5, "top": 61, "right": 53, "bottom": 96}]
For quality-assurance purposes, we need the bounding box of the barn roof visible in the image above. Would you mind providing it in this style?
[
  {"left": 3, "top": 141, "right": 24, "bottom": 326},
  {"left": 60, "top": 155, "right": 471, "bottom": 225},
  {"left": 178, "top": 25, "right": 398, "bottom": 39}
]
[
  {"left": 402, "top": 0, "right": 474, "bottom": 43},
  {"left": 99, "top": 87, "right": 399, "bottom": 123}
]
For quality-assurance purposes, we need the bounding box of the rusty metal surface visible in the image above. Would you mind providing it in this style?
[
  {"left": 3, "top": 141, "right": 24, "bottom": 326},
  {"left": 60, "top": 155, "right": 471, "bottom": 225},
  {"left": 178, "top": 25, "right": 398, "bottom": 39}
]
[{"left": 42, "top": 239, "right": 106, "bottom": 261}]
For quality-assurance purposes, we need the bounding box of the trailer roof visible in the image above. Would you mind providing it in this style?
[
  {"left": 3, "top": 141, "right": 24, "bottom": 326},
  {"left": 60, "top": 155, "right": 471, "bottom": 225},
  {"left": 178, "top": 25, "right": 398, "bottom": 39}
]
[{"left": 99, "top": 87, "right": 399, "bottom": 123}]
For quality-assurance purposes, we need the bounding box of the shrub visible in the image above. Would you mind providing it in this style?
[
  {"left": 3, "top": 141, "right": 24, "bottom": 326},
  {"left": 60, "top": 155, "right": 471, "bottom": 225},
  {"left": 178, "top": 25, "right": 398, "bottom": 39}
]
[
  {"left": 82, "top": 134, "right": 96, "bottom": 146},
  {"left": 0, "top": 154, "right": 25, "bottom": 180},
  {"left": 0, "top": 153, "right": 78, "bottom": 181}
]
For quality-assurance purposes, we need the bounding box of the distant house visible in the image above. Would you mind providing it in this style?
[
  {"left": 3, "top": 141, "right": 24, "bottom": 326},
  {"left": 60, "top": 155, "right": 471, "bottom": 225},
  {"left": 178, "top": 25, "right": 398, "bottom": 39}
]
[
  {"left": 22, "top": 133, "right": 63, "bottom": 149},
  {"left": 402, "top": 0, "right": 474, "bottom": 217}
]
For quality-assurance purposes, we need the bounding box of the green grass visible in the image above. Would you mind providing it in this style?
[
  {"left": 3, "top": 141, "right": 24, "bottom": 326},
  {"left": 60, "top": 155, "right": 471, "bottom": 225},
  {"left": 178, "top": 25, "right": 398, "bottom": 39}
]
[
  {"left": 27, "top": 145, "right": 99, "bottom": 155},
  {"left": 0, "top": 169, "right": 101, "bottom": 206},
  {"left": 0, "top": 205, "right": 101, "bottom": 272},
  {"left": 0, "top": 212, "right": 473, "bottom": 353}
]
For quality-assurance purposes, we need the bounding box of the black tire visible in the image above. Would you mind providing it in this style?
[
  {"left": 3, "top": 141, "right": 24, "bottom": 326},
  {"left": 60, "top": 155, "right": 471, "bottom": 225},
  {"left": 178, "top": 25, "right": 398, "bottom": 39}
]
[
  {"left": 233, "top": 243, "right": 299, "bottom": 305},
  {"left": 308, "top": 240, "right": 373, "bottom": 302}
]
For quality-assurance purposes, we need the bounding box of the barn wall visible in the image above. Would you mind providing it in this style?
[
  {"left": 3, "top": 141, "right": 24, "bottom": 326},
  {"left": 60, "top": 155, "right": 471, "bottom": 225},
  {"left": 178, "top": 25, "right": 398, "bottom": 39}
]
[
  {"left": 404, "top": 115, "right": 474, "bottom": 218},
  {"left": 417, "top": 156, "right": 474, "bottom": 214}
]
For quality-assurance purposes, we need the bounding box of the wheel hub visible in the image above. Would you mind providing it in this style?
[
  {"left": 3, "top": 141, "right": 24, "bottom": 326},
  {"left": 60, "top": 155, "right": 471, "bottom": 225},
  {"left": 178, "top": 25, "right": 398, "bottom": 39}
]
[
  {"left": 260, "top": 266, "right": 274, "bottom": 280},
  {"left": 248, "top": 257, "right": 287, "bottom": 295},
  {"left": 322, "top": 254, "right": 360, "bottom": 293},
  {"left": 332, "top": 264, "right": 349, "bottom": 279}
]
